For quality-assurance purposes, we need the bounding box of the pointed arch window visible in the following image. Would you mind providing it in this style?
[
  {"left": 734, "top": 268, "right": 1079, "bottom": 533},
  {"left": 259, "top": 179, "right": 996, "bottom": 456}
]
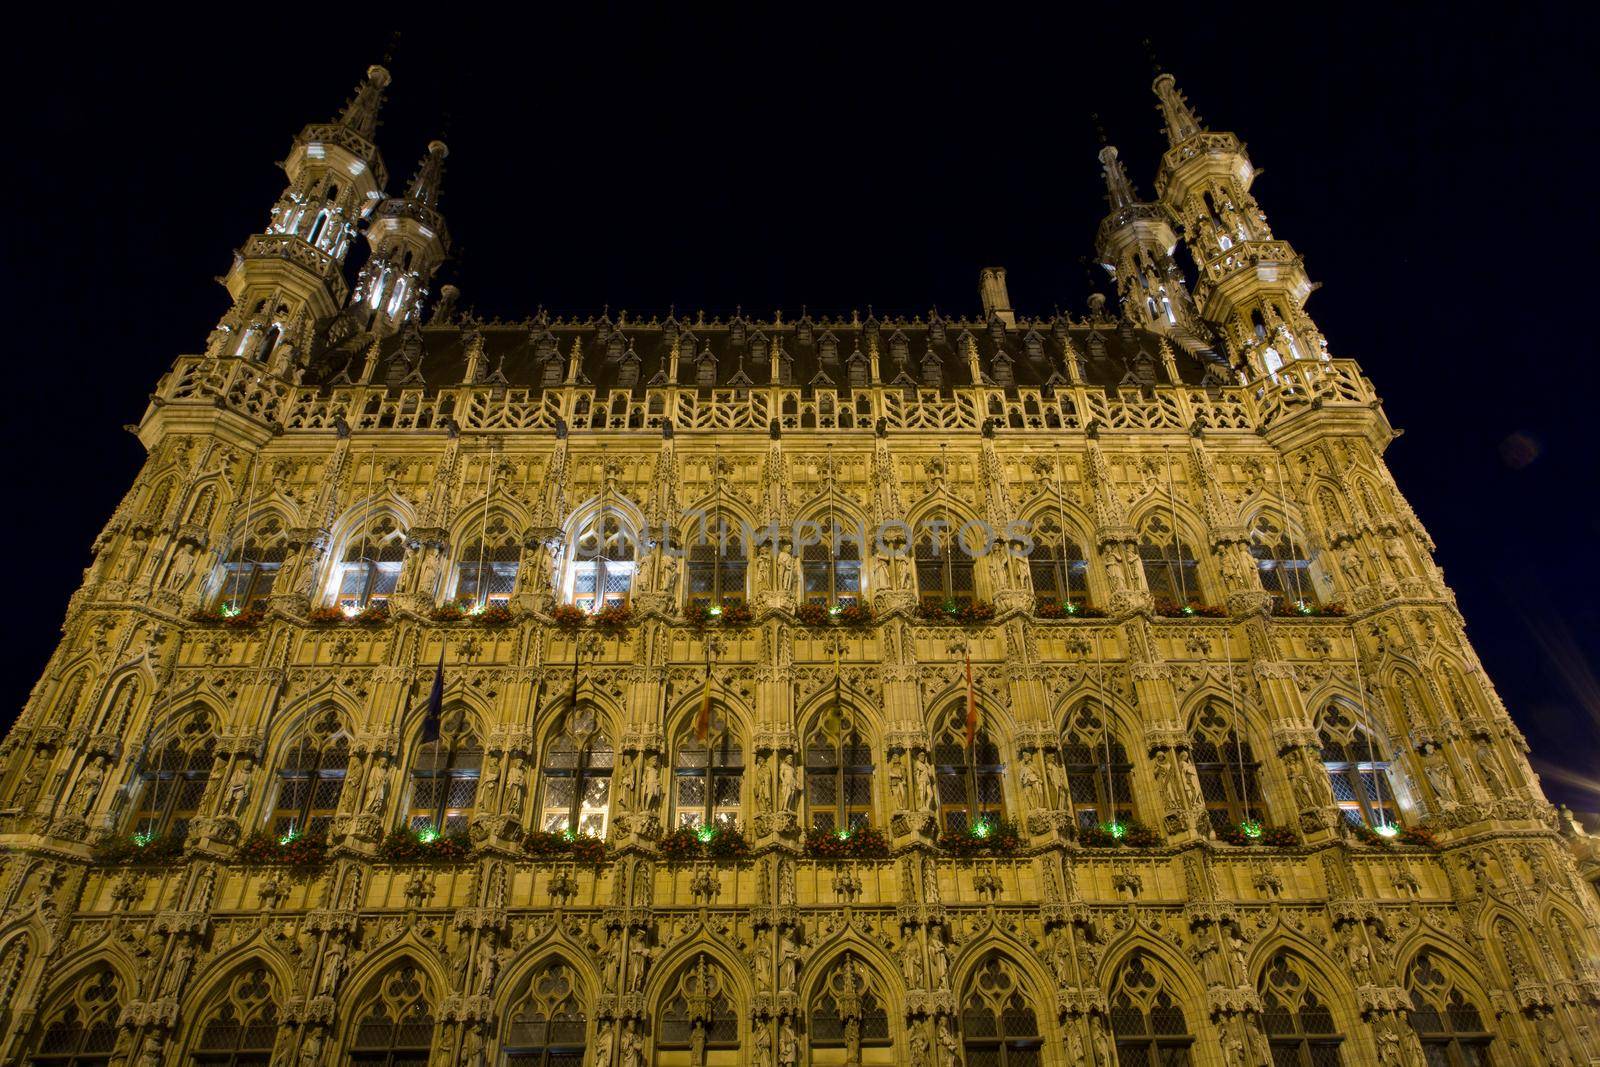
[
  {"left": 217, "top": 517, "right": 287, "bottom": 614},
  {"left": 1060, "top": 702, "right": 1133, "bottom": 830},
  {"left": 658, "top": 955, "right": 738, "bottom": 1051},
  {"left": 335, "top": 515, "right": 406, "bottom": 612},
  {"left": 1405, "top": 953, "right": 1493, "bottom": 1066},
  {"left": 1028, "top": 515, "right": 1090, "bottom": 610},
  {"left": 804, "top": 705, "right": 873, "bottom": 833},
  {"left": 1316, "top": 703, "right": 1399, "bottom": 831},
  {"left": 193, "top": 966, "right": 278, "bottom": 1066},
  {"left": 349, "top": 964, "right": 436, "bottom": 1065},
  {"left": 673, "top": 710, "right": 743, "bottom": 830},
  {"left": 407, "top": 707, "right": 480, "bottom": 835},
  {"left": 27, "top": 968, "right": 121, "bottom": 1066},
  {"left": 802, "top": 521, "right": 861, "bottom": 607},
  {"left": 1250, "top": 515, "right": 1317, "bottom": 612},
  {"left": 272, "top": 708, "right": 350, "bottom": 840},
  {"left": 959, "top": 957, "right": 1042, "bottom": 1066},
  {"left": 1108, "top": 952, "right": 1195, "bottom": 1064},
  {"left": 503, "top": 961, "right": 587, "bottom": 1066},
  {"left": 932, "top": 704, "right": 1003, "bottom": 832},
  {"left": 1260, "top": 952, "right": 1344, "bottom": 1066},
  {"left": 1139, "top": 516, "right": 1201, "bottom": 610},
  {"left": 133, "top": 708, "right": 217, "bottom": 843},
  {"left": 569, "top": 513, "right": 634, "bottom": 613},
  {"left": 810, "top": 954, "right": 890, "bottom": 1055},
  {"left": 1190, "top": 703, "right": 1264, "bottom": 834},
  {"left": 915, "top": 525, "right": 975, "bottom": 608},
  {"left": 454, "top": 514, "right": 521, "bottom": 609},
  {"left": 539, "top": 707, "right": 613, "bottom": 837},
  {"left": 687, "top": 514, "right": 747, "bottom": 608}
]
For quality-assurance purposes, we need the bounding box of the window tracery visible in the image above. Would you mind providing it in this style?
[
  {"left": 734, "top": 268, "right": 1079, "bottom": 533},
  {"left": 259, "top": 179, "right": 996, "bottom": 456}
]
[
  {"left": 1059, "top": 702, "right": 1133, "bottom": 830},
  {"left": 958, "top": 957, "right": 1041, "bottom": 1066},
  {"left": 810, "top": 953, "right": 890, "bottom": 1055},
  {"left": 133, "top": 707, "right": 218, "bottom": 842},
  {"left": 1259, "top": 952, "right": 1343, "bottom": 1066},
  {"left": 334, "top": 514, "right": 406, "bottom": 612},
  {"left": 1138, "top": 516, "right": 1200, "bottom": 608},
  {"left": 686, "top": 513, "right": 747, "bottom": 608},
  {"left": 1028, "top": 514, "right": 1090, "bottom": 610},
  {"left": 407, "top": 705, "right": 481, "bottom": 835},
  {"left": 193, "top": 966, "right": 278, "bottom": 1065},
  {"left": 1316, "top": 703, "right": 1398, "bottom": 830},
  {"left": 915, "top": 524, "right": 975, "bottom": 608},
  {"left": 539, "top": 706, "right": 613, "bottom": 838},
  {"left": 349, "top": 963, "right": 436, "bottom": 1064},
  {"left": 1249, "top": 515, "right": 1317, "bottom": 611},
  {"left": 673, "top": 708, "right": 742, "bottom": 830},
  {"left": 931, "top": 703, "right": 1003, "bottom": 832},
  {"left": 657, "top": 954, "right": 738, "bottom": 1053},
  {"left": 453, "top": 514, "right": 520, "bottom": 609},
  {"left": 272, "top": 707, "right": 350, "bottom": 840},
  {"left": 1189, "top": 702, "right": 1264, "bottom": 834},
  {"left": 568, "top": 513, "right": 634, "bottom": 612},
  {"left": 1108, "top": 952, "right": 1195, "bottom": 1065},
  {"left": 804, "top": 705, "right": 873, "bottom": 833},
  {"left": 28, "top": 969, "right": 120, "bottom": 1065},
  {"left": 504, "top": 961, "right": 586, "bottom": 1066},
  {"left": 802, "top": 517, "right": 861, "bottom": 606},
  {"left": 1405, "top": 952, "right": 1493, "bottom": 1066},
  {"left": 217, "top": 516, "right": 287, "bottom": 614}
]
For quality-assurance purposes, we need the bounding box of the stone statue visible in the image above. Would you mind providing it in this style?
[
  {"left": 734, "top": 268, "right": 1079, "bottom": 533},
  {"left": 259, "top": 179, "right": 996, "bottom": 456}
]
[
  {"left": 915, "top": 751, "right": 937, "bottom": 812},
  {"left": 504, "top": 762, "right": 527, "bottom": 817},
  {"left": 640, "top": 753, "right": 663, "bottom": 814},
  {"left": 909, "top": 1028, "right": 931, "bottom": 1067},
  {"left": 71, "top": 757, "right": 106, "bottom": 821},
  {"left": 363, "top": 763, "right": 390, "bottom": 817},
  {"left": 779, "top": 752, "right": 800, "bottom": 813},
  {"left": 1177, "top": 749, "right": 1205, "bottom": 811},
  {"left": 778, "top": 1019, "right": 799, "bottom": 1067},
  {"left": 776, "top": 544, "right": 798, "bottom": 599},
  {"left": 1045, "top": 750, "right": 1067, "bottom": 806},
  {"left": 890, "top": 758, "right": 908, "bottom": 809},
  {"left": 900, "top": 936, "right": 924, "bottom": 988},
  {"left": 752, "top": 1017, "right": 773, "bottom": 1063},
  {"left": 778, "top": 928, "right": 801, "bottom": 991},
  {"left": 754, "top": 752, "right": 772, "bottom": 813},
  {"left": 224, "top": 760, "right": 252, "bottom": 819},
  {"left": 601, "top": 934, "right": 623, "bottom": 993},
  {"left": 619, "top": 1020, "right": 644, "bottom": 1067},
  {"left": 1423, "top": 752, "right": 1456, "bottom": 806},
  {"left": 626, "top": 940, "right": 655, "bottom": 994},
  {"left": 658, "top": 553, "right": 680, "bottom": 598},
  {"left": 1474, "top": 741, "right": 1505, "bottom": 797},
  {"left": 936, "top": 1017, "right": 961, "bottom": 1067},
  {"left": 1019, "top": 753, "right": 1044, "bottom": 810}
]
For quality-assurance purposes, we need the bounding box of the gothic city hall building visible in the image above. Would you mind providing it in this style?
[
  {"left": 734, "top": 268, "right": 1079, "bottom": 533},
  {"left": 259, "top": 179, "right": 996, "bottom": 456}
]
[{"left": 3, "top": 61, "right": 1599, "bottom": 1067}]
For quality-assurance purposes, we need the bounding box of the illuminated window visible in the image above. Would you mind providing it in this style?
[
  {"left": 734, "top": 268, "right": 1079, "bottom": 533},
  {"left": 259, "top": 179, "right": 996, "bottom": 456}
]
[
  {"left": 272, "top": 708, "right": 349, "bottom": 840},
  {"left": 569, "top": 514, "right": 634, "bottom": 613},
  {"left": 335, "top": 515, "right": 405, "bottom": 612},
  {"left": 1138, "top": 516, "right": 1200, "bottom": 609},
  {"left": 539, "top": 708, "right": 613, "bottom": 838},
  {"left": 1317, "top": 704, "right": 1399, "bottom": 830},
  {"left": 1190, "top": 703, "right": 1264, "bottom": 834},
  {"left": 1028, "top": 515, "right": 1090, "bottom": 609},
  {"left": 1059, "top": 703, "right": 1133, "bottom": 830},
  {"left": 132, "top": 708, "right": 216, "bottom": 843},
  {"left": 408, "top": 709, "right": 480, "bottom": 836},
  {"left": 217, "top": 517, "right": 286, "bottom": 613},
  {"left": 673, "top": 710, "right": 742, "bottom": 830},
  {"left": 915, "top": 526, "right": 975, "bottom": 608},
  {"left": 805, "top": 706, "right": 873, "bottom": 833},
  {"left": 802, "top": 525, "right": 861, "bottom": 606},
  {"left": 454, "top": 514, "right": 520, "bottom": 609},
  {"left": 686, "top": 515, "right": 747, "bottom": 608},
  {"left": 1250, "top": 516, "right": 1317, "bottom": 612},
  {"left": 932, "top": 704, "right": 1003, "bottom": 833}
]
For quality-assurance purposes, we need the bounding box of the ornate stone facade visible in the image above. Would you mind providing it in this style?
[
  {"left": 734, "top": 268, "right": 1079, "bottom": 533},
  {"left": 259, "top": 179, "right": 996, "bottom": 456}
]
[{"left": 0, "top": 62, "right": 1596, "bottom": 1067}]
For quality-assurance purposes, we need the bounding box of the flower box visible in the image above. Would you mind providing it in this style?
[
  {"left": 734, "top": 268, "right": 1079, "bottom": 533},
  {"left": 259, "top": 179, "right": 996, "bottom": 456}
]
[
  {"left": 1271, "top": 600, "right": 1348, "bottom": 619},
  {"left": 834, "top": 603, "right": 874, "bottom": 627},
  {"left": 430, "top": 603, "right": 466, "bottom": 623},
  {"left": 937, "top": 818, "right": 1024, "bottom": 856},
  {"left": 1034, "top": 603, "right": 1107, "bottom": 620},
  {"left": 308, "top": 606, "right": 347, "bottom": 626},
  {"left": 551, "top": 605, "right": 587, "bottom": 630},
  {"left": 594, "top": 605, "right": 634, "bottom": 631},
  {"left": 1218, "top": 822, "right": 1299, "bottom": 847},
  {"left": 473, "top": 604, "right": 517, "bottom": 629},
  {"left": 1076, "top": 821, "right": 1163, "bottom": 848},
  {"left": 690, "top": 602, "right": 754, "bottom": 628},
  {"left": 235, "top": 830, "right": 329, "bottom": 870},
  {"left": 191, "top": 608, "right": 266, "bottom": 630},
  {"left": 658, "top": 824, "right": 750, "bottom": 862},
  {"left": 352, "top": 603, "right": 390, "bottom": 626},
  {"left": 377, "top": 827, "right": 474, "bottom": 864},
  {"left": 918, "top": 601, "right": 996, "bottom": 625},
  {"left": 94, "top": 833, "right": 186, "bottom": 867},
  {"left": 795, "top": 603, "right": 831, "bottom": 627},
  {"left": 804, "top": 825, "right": 889, "bottom": 860},
  {"left": 522, "top": 829, "right": 606, "bottom": 863},
  {"left": 1154, "top": 600, "right": 1227, "bottom": 619}
]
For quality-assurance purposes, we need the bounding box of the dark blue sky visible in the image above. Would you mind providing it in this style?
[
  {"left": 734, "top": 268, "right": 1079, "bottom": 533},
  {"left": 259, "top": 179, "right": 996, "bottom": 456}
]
[{"left": 5, "top": 9, "right": 1596, "bottom": 808}]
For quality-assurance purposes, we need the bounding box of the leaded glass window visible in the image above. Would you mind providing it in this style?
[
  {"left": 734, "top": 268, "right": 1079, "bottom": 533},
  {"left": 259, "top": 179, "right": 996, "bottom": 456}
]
[
  {"left": 932, "top": 704, "right": 1003, "bottom": 833},
  {"left": 408, "top": 707, "right": 480, "bottom": 836},
  {"left": 335, "top": 515, "right": 406, "bottom": 612},
  {"left": 1108, "top": 952, "right": 1194, "bottom": 1066},
  {"left": 349, "top": 963, "right": 435, "bottom": 1066},
  {"left": 959, "top": 957, "right": 1042, "bottom": 1067},
  {"left": 132, "top": 708, "right": 217, "bottom": 843},
  {"left": 916, "top": 527, "right": 975, "bottom": 608},
  {"left": 1190, "top": 703, "right": 1264, "bottom": 835},
  {"left": 1260, "top": 952, "right": 1344, "bottom": 1067},
  {"left": 216, "top": 516, "right": 286, "bottom": 613},
  {"left": 272, "top": 707, "right": 349, "bottom": 840},
  {"left": 454, "top": 514, "right": 520, "bottom": 609},
  {"left": 1406, "top": 953, "right": 1493, "bottom": 1067},
  {"left": 193, "top": 967, "right": 278, "bottom": 1066},
  {"left": 673, "top": 710, "right": 742, "bottom": 830},
  {"left": 539, "top": 708, "right": 613, "bottom": 838},
  {"left": 504, "top": 961, "right": 586, "bottom": 1067},
  {"left": 1138, "top": 516, "right": 1201, "bottom": 610},
  {"left": 1028, "top": 515, "right": 1090, "bottom": 610},
  {"left": 1251, "top": 515, "right": 1317, "bottom": 612},
  {"left": 1316, "top": 703, "right": 1399, "bottom": 830},
  {"left": 1060, "top": 702, "right": 1134, "bottom": 830},
  {"left": 569, "top": 514, "right": 634, "bottom": 612},
  {"left": 27, "top": 969, "right": 121, "bottom": 1067},
  {"left": 805, "top": 706, "right": 873, "bottom": 833}
]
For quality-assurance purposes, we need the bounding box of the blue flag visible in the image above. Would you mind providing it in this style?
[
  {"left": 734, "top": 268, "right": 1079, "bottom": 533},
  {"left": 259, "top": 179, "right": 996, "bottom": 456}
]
[{"left": 421, "top": 650, "right": 444, "bottom": 743}]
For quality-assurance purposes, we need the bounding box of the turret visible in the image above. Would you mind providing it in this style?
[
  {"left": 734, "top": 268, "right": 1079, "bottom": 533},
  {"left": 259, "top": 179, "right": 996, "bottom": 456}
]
[
  {"left": 1092, "top": 141, "right": 1226, "bottom": 380},
  {"left": 208, "top": 64, "right": 392, "bottom": 370},
  {"left": 350, "top": 140, "right": 452, "bottom": 336},
  {"left": 1150, "top": 72, "right": 1327, "bottom": 378}
]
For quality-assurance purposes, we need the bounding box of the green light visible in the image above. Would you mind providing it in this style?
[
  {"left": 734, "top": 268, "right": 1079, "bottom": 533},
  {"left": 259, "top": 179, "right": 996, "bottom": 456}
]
[
  {"left": 829, "top": 604, "right": 842, "bottom": 616},
  {"left": 836, "top": 828, "right": 851, "bottom": 841},
  {"left": 708, "top": 605, "right": 723, "bottom": 617},
  {"left": 1294, "top": 600, "right": 1313, "bottom": 616},
  {"left": 417, "top": 827, "right": 439, "bottom": 844},
  {"left": 278, "top": 829, "right": 298, "bottom": 846},
  {"left": 1181, "top": 605, "right": 1196, "bottom": 616},
  {"left": 219, "top": 602, "right": 241, "bottom": 619},
  {"left": 1065, "top": 603, "right": 1078, "bottom": 615},
  {"left": 561, "top": 829, "right": 576, "bottom": 842},
  {"left": 696, "top": 825, "right": 716, "bottom": 843},
  {"left": 1104, "top": 821, "right": 1126, "bottom": 839},
  {"left": 1240, "top": 819, "right": 1263, "bottom": 839},
  {"left": 131, "top": 831, "right": 154, "bottom": 847},
  {"left": 1373, "top": 823, "right": 1399, "bottom": 838},
  {"left": 971, "top": 821, "right": 991, "bottom": 839}
]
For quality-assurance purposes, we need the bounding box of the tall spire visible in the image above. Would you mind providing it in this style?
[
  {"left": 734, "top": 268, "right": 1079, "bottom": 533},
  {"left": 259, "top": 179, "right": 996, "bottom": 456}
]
[
  {"left": 405, "top": 141, "right": 449, "bottom": 208},
  {"left": 338, "top": 64, "right": 391, "bottom": 140},
  {"left": 1098, "top": 144, "right": 1139, "bottom": 210},
  {"left": 1152, "top": 72, "right": 1203, "bottom": 145}
]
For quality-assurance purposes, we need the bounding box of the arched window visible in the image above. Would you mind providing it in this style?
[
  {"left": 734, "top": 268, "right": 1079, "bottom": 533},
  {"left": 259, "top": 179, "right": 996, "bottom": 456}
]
[
  {"left": 503, "top": 961, "right": 587, "bottom": 1065},
  {"left": 27, "top": 968, "right": 121, "bottom": 1066},
  {"left": 1190, "top": 703, "right": 1264, "bottom": 835},
  {"left": 349, "top": 963, "right": 435, "bottom": 1066},
  {"left": 453, "top": 514, "right": 521, "bottom": 609},
  {"left": 334, "top": 515, "right": 406, "bottom": 612},
  {"left": 658, "top": 955, "right": 738, "bottom": 1052},
  {"left": 959, "top": 957, "right": 1041, "bottom": 1066},
  {"left": 931, "top": 704, "right": 1003, "bottom": 833},
  {"left": 569, "top": 513, "right": 634, "bottom": 613},
  {"left": 1405, "top": 953, "right": 1493, "bottom": 1066},
  {"left": 1060, "top": 702, "right": 1133, "bottom": 830},
  {"left": 217, "top": 517, "right": 287, "bottom": 613},
  {"left": 1316, "top": 703, "right": 1399, "bottom": 830},
  {"left": 686, "top": 515, "right": 747, "bottom": 608},
  {"left": 272, "top": 708, "right": 350, "bottom": 840},
  {"left": 1028, "top": 515, "right": 1090, "bottom": 610},
  {"left": 133, "top": 708, "right": 217, "bottom": 843},
  {"left": 804, "top": 706, "right": 873, "bottom": 833},
  {"left": 1138, "top": 516, "right": 1201, "bottom": 610},
  {"left": 802, "top": 522, "right": 861, "bottom": 607},
  {"left": 538, "top": 707, "right": 613, "bottom": 837},
  {"left": 1108, "top": 952, "right": 1195, "bottom": 1065},
  {"left": 810, "top": 954, "right": 890, "bottom": 1057},
  {"left": 1250, "top": 515, "right": 1317, "bottom": 612},
  {"left": 915, "top": 524, "right": 975, "bottom": 608},
  {"left": 1260, "top": 952, "right": 1343, "bottom": 1066},
  {"left": 192, "top": 966, "right": 278, "bottom": 1066},
  {"left": 407, "top": 707, "right": 480, "bottom": 836},
  {"left": 673, "top": 709, "right": 743, "bottom": 830}
]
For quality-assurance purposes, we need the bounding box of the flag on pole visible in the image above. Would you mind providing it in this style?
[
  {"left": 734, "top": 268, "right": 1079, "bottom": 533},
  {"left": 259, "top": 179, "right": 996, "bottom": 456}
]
[
  {"left": 421, "top": 648, "right": 445, "bottom": 744},
  {"left": 695, "top": 662, "right": 714, "bottom": 743},
  {"left": 963, "top": 650, "right": 979, "bottom": 749}
]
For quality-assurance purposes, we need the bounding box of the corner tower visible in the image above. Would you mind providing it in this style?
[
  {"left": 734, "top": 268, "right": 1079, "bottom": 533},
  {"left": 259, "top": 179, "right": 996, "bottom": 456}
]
[{"left": 349, "top": 139, "right": 451, "bottom": 336}]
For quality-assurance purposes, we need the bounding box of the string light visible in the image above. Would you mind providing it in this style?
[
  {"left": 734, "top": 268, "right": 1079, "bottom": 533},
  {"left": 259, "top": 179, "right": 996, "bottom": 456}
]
[
  {"left": 417, "top": 826, "right": 439, "bottom": 844},
  {"left": 696, "top": 825, "right": 716, "bottom": 844}
]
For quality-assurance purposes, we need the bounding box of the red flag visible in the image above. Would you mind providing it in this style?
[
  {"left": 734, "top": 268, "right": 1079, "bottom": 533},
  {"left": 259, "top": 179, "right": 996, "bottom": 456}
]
[
  {"left": 695, "top": 665, "right": 714, "bottom": 743},
  {"left": 964, "top": 651, "right": 978, "bottom": 749}
]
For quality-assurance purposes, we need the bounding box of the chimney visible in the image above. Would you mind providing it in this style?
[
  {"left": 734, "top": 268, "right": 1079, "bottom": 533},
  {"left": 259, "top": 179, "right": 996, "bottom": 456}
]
[{"left": 979, "top": 267, "right": 1016, "bottom": 328}]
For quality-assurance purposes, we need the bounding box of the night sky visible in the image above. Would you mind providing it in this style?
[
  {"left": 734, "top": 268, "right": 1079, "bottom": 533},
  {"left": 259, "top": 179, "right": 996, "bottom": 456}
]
[{"left": 5, "top": 12, "right": 1596, "bottom": 809}]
